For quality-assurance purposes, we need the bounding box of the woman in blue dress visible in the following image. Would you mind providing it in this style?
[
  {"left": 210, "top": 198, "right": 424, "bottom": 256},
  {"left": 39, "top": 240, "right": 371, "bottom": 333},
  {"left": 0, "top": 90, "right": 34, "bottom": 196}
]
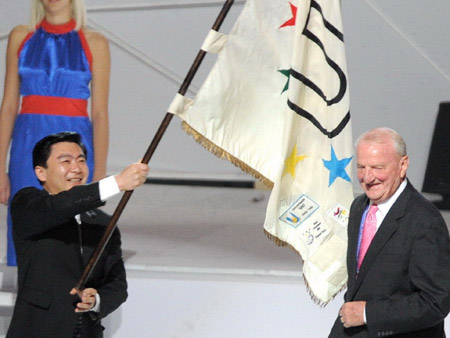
[{"left": 0, "top": 0, "right": 110, "bottom": 266}]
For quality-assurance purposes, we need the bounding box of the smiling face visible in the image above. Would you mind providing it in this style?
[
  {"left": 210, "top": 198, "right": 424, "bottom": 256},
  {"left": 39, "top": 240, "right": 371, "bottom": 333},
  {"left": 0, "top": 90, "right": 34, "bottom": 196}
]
[
  {"left": 35, "top": 141, "right": 88, "bottom": 195},
  {"left": 356, "top": 136, "right": 409, "bottom": 204}
]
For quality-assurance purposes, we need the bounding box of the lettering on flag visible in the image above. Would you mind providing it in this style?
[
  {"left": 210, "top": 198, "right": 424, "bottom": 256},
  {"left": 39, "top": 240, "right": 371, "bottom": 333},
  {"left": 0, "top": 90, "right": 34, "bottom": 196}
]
[{"left": 279, "top": 194, "right": 319, "bottom": 228}]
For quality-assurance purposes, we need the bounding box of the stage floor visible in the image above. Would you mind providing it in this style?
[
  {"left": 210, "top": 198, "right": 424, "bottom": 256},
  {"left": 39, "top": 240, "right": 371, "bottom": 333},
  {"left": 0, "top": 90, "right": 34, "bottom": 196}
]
[{"left": 0, "top": 183, "right": 449, "bottom": 337}]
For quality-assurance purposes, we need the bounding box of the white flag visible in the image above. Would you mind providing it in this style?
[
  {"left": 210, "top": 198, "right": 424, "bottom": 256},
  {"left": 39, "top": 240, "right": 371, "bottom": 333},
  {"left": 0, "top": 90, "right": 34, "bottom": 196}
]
[{"left": 172, "top": 0, "right": 354, "bottom": 304}]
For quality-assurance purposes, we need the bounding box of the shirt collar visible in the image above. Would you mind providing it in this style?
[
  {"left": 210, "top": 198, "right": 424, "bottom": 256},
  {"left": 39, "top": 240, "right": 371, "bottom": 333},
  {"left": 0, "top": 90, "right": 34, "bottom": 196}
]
[{"left": 374, "top": 179, "right": 407, "bottom": 218}]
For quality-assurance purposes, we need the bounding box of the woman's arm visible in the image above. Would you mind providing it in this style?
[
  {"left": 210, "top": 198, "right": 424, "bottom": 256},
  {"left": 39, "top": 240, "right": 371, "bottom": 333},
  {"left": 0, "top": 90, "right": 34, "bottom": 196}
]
[
  {"left": 85, "top": 30, "right": 110, "bottom": 182},
  {"left": 0, "top": 25, "right": 29, "bottom": 204}
]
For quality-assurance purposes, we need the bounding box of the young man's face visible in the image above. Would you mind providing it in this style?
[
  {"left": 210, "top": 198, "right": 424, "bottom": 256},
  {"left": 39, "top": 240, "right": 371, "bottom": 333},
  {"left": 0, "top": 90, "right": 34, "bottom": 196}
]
[{"left": 35, "top": 142, "right": 89, "bottom": 195}]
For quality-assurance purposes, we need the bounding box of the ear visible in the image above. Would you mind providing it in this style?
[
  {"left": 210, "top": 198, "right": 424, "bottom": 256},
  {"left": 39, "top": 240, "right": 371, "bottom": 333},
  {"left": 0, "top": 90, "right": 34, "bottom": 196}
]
[
  {"left": 35, "top": 166, "right": 47, "bottom": 183},
  {"left": 400, "top": 156, "right": 409, "bottom": 179}
]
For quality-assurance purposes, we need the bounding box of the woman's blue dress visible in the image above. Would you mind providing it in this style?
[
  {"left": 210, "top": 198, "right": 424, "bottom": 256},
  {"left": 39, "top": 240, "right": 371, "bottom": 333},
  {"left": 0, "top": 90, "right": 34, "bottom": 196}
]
[{"left": 7, "top": 19, "right": 95, "bottom": 266}]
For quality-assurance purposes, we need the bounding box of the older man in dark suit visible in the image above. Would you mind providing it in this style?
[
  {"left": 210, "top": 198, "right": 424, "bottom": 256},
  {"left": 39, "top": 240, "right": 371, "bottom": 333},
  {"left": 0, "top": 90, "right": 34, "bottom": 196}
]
[
  {"left": 6, "top": 132, "right": 149, "bottom": 338},
  {"left": 329, "top": 127, "right": 450, "bottom": 338}
]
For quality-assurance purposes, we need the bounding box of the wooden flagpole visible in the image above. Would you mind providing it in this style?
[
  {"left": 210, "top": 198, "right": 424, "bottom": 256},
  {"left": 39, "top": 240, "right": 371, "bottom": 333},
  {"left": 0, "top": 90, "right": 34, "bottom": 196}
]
[{"left": 74, "top": 0, "right": 235, "bottom": 291}]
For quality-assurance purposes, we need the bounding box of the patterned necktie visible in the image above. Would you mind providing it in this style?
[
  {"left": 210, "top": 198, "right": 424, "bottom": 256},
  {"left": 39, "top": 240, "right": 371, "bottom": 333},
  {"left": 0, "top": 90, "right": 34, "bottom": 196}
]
[{"left": 358, "top": 204, "right": 378, "bottom": 269}]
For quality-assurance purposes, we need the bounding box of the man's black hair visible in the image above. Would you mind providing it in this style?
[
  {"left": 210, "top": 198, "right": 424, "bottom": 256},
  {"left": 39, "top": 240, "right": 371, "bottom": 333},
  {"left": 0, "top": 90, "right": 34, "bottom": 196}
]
[{"left": 33, "top": 132, "right": 88, "bottom": 169}]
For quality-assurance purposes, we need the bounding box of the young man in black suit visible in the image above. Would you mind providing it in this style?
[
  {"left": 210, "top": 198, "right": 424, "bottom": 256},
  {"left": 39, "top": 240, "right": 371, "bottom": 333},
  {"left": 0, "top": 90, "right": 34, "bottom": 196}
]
[
  {"left": 329, "top": 127, "right": 450, "bottom": 338},
  {"left": 7, "top": 132, "right": 149, "bottom": 338}
]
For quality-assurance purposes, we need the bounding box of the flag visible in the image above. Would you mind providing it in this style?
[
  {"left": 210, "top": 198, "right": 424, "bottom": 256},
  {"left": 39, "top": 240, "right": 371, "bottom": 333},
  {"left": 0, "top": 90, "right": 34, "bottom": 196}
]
[{"left": 170, "top": 0, "right": 354, "bottom": 304}]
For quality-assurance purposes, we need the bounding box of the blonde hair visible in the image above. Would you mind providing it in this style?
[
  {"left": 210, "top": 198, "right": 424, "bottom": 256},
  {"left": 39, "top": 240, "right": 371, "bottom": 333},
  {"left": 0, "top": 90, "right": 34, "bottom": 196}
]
[{"left": 30, "top": 0, "right": 87, "bottom": 31}]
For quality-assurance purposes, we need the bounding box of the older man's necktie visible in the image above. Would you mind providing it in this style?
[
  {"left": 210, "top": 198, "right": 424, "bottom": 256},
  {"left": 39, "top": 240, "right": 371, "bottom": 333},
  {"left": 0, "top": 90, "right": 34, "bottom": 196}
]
[{"left": 358, "top": 204, "right": 378, "bottom": 269}]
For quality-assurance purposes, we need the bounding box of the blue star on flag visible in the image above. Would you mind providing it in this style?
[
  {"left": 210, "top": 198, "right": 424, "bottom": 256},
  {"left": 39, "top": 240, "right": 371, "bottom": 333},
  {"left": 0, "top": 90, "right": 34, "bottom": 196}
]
[{"left": 322, "top": 145, "right": 352, "bottom": 187}]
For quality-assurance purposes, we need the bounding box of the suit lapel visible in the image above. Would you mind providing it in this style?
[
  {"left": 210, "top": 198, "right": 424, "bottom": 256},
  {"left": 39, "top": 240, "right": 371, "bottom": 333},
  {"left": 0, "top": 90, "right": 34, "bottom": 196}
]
[
  {"left": 349, "top": 183, "right": 413, "bottom": 299},
  {"left": 79, "top": 210, "right": 109, "bottom": 272},
  {"left": 346, "top": 197, "right": 369, "bottom": 299},
  {"left": 55, "top": 218, "right": 84, "bottom": 279}
]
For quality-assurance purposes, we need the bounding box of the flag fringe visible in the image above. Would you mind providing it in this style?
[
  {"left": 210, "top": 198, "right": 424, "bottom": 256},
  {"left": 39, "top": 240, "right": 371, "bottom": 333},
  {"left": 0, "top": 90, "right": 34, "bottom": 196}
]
[
  {"left": 182, "top": 121, "right": 274, "bottom": 189},
  {"left": 263, "top": 228, "right": 346, "bottom": 307}
]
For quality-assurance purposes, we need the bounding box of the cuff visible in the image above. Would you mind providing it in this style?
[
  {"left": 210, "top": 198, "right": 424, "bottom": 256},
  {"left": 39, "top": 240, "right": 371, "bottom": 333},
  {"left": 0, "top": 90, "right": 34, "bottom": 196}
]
[
  {"left": 99, "top": 176, "right": 120, "bottom": 201},
  {"left": 363, "top": 305, "right": 367, "bottom": 324},
  {"left": 90, "top": 293, "right": 101, "bottom": 313}
]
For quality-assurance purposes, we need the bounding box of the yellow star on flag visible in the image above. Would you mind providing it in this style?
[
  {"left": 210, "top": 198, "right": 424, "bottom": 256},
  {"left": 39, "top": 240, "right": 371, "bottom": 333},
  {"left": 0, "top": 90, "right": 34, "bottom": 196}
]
[{"left": 283, "top": 144, "right": 307, "bottom": 178}]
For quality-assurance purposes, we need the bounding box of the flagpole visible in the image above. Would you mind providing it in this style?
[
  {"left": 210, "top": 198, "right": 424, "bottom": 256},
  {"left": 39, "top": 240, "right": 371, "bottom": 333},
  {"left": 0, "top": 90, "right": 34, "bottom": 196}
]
[{"left": 73, "top": 0, "right": 235, "bottom": 292}]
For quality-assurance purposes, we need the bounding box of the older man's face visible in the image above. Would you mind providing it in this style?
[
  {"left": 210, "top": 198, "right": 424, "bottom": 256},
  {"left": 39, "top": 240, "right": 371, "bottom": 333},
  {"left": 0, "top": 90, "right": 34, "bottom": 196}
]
[
  {"left": 356, "top": 140, "right": 408, "bottom": 204},
  {"left": 35, "top": 142, "right": 89, "bottom": 195}
]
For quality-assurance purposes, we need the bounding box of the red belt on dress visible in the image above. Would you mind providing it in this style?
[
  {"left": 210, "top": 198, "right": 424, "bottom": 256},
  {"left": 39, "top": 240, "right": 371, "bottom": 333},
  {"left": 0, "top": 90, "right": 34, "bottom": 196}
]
[{"left": 20, "top": 95, "right": 89, "bottom": 117}]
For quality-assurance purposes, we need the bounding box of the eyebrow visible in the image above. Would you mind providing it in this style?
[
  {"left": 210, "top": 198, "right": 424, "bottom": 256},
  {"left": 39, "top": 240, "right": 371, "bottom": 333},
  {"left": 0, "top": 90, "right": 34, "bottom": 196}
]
[{"left": 56, "top": 153, "right": 86, "bottom": 160}]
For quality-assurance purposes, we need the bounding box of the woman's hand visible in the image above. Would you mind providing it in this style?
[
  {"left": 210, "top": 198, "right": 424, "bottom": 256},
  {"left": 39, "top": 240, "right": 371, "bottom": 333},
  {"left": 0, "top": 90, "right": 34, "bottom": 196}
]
[{"left": 0, "top": 172, "right": 10, "bottom": 205}]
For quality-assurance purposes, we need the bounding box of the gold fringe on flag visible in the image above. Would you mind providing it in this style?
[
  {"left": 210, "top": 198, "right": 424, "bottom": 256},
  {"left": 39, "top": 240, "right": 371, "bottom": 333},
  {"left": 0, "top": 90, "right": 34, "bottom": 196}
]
[
  {"left": 182, "top": 121, "right": 274, "bottom": 189},
  {"left": 263, "top": 228, "right": 347, "bottom": 307},
  {"left": 183, "top": 120, "right": 348, "bottom": 306}
]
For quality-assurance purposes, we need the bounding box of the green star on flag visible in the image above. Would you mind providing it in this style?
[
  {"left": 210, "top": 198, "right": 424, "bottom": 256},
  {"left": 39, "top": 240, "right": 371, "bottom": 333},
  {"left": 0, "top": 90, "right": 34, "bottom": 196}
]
[{"left": 278, "top": 69, "right": 291, "bottom": 93}]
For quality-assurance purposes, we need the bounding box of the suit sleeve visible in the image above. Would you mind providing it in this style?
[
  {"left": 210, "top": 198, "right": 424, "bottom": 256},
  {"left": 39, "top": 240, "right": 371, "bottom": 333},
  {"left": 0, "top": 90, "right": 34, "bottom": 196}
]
[
  {"left": 95, "top": 228, "right": 128, "bottom": 319},
  {"left": 366, "top": 213, "right": 450, "bottom": 334},
  {"left": 11, "top": 185, "right": 105, "bottom": 239}
]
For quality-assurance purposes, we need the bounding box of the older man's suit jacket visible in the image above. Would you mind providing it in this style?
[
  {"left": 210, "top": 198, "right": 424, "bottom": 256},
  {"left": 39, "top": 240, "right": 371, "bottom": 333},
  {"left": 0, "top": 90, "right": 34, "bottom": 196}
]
[
  {"left": 7, "top": 183, "right": 128, "bottom": 338},
  {"left": 329, "top": 181, "right": 450, "bottom": 338}
]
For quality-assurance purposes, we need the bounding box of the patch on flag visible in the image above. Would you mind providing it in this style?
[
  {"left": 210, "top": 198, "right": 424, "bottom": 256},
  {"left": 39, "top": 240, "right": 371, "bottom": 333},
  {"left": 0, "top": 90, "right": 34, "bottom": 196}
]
[
  {"left": 326, "top": 203, "right": 350, "bottom": 228},
  {"left": 309, "top": 235, "right": 346, "bottom": 273},
  {"left": 300, "top": 215, "right": 331, "bottom": 253},
  {"left": 279, "top": 194, "right": 319, "bottom": 228}
]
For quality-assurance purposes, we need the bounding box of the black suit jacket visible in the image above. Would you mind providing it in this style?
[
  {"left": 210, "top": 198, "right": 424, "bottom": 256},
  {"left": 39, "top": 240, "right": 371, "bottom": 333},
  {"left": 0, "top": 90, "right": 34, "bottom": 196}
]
[
  {"left": 329, "top": 181, "right": 450, "bottom": 338},
  {"left": 7, "top": 183, "right": 128, "bottom": 338}
]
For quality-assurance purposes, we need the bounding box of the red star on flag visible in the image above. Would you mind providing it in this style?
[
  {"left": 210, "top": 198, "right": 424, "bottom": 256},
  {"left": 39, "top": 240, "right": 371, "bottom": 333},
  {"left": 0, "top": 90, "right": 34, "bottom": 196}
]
[{"left": 279, "top": 2, "right": 298, "bottom": 28}]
